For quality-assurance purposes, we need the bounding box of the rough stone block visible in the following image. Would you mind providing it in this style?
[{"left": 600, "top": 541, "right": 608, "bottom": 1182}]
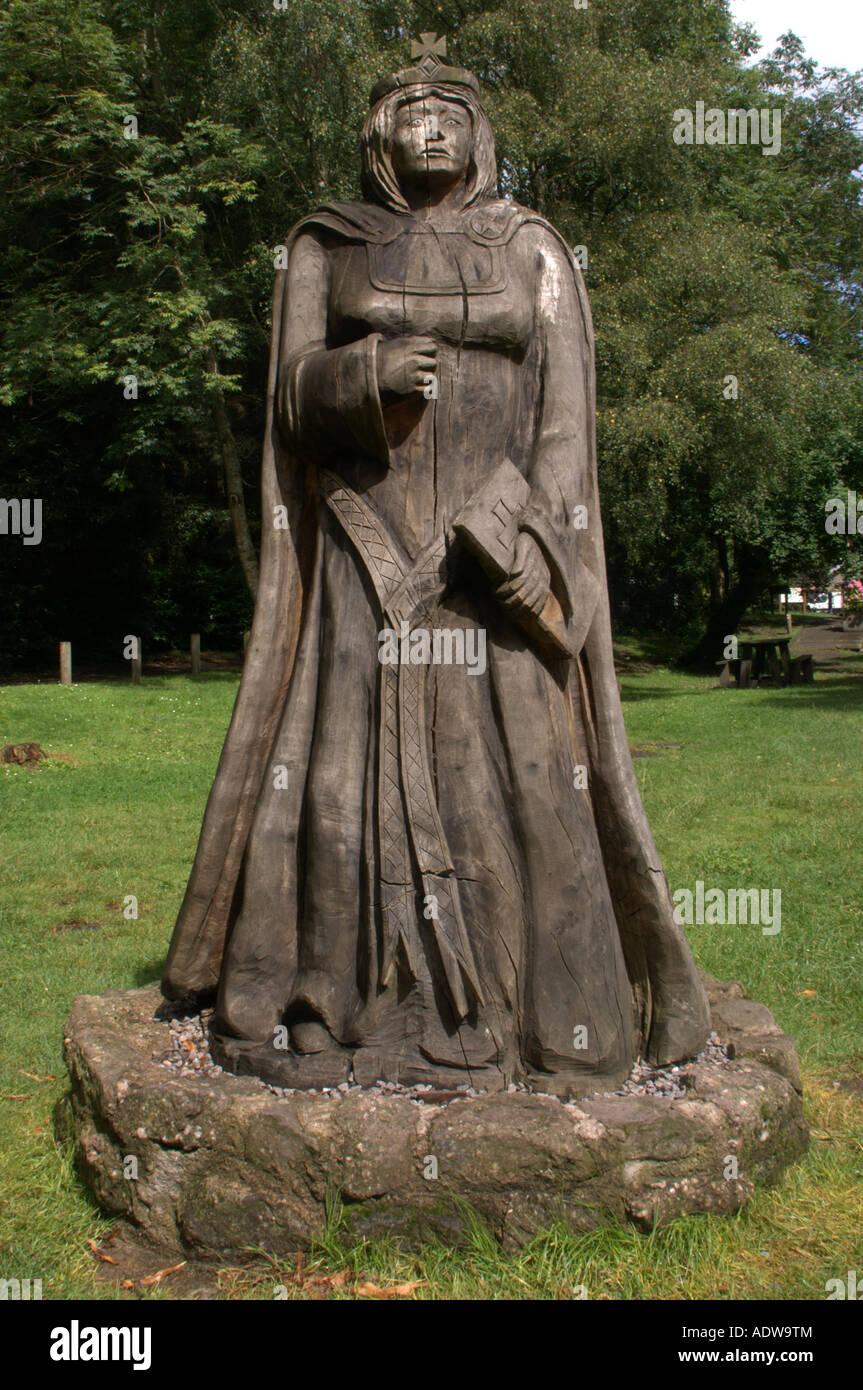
[{"left": 62, "top": 983, "right": 808, "bottom": 1256}]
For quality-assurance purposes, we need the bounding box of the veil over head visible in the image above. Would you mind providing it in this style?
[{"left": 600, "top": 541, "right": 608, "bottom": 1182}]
[{"left": 360, "top": 83, "right": 498, "bottom": 212}]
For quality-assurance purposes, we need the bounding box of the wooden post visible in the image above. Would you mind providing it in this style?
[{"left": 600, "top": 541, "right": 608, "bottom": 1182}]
[
  {"left": 131, "top": 638, "right": 142, "bottom": 684},
  {"left": 59, "top": 641, "right": 72, "bottom": 685},
  {"left": 785, "top": 612, "right": 792, "bottom": 634},
  {"left": 190, "top": 633, "right": 201, "bottom": 677}
]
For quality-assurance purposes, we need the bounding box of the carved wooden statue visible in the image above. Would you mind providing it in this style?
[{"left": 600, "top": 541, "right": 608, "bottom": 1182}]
[{"left": 162, "top": 38, "right": 710, "bottom": 1097}]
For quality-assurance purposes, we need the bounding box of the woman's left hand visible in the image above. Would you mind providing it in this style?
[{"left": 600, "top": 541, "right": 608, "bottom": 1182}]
[{"left": 495, "top": 533, "right": 550, "bottom": 617}]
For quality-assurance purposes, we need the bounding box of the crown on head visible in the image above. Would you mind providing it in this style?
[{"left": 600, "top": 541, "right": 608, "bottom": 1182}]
[{"left": 369, "top": 33, "right": 480, "bottom": 105}]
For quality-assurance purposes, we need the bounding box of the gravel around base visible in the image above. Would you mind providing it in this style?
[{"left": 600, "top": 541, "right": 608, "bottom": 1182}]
[{"left": 159, "top": 1010, "right": 729, "bottom": 1106}]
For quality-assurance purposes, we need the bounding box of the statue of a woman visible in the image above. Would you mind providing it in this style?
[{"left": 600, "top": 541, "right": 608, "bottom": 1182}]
[{"left": 162, "top": 42, "right": 710, "bottom": 1097}]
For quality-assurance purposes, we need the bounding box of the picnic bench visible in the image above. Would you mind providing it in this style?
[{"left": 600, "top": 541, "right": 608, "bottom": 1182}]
[{"left": 718, "top": 635, "right": 814, "bottom": 689}]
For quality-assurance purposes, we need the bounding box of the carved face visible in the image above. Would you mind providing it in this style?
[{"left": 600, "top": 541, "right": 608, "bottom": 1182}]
[{"left": 391, "top": 96, "right": 472, "bottom": 190}]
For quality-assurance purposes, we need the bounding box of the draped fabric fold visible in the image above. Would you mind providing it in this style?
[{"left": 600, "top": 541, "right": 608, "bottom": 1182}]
[
  {"left": 319, "top": 470, "right": 482, "bottom": 1015},
  {"left": 162, "top": 197, "right": 711, "bottom": 1078}
]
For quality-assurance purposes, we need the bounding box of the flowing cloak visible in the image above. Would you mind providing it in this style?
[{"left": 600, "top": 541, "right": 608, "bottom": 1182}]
[{"left": 161, "top": 197, "right": 710, "bottom": 1067}]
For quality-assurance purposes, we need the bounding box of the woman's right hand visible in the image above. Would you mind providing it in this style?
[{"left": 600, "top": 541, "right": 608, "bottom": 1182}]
[{"left": 376, "top": 335, "right": 438, "bottom": 397}]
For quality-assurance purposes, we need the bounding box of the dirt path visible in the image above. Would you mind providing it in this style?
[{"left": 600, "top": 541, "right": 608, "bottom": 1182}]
[{"left": 778, "top": 616, "right": 862, "bottom": 671}]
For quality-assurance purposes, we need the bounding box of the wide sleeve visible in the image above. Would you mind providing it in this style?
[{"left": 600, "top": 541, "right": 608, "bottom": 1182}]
[
  {"left": 276, "top": 230, "right": 390, "bottom": 465},
  {"left": 517, "top": 226, "right": 595, "bottom": 620}
]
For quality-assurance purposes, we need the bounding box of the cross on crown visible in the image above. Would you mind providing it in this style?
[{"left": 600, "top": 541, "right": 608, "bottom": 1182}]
[
  {"left": 410, "top": 32, "right": 447, "bottom": 77},
  {"left": 369, "top": 33, "right": 479, "bottom": 106}
]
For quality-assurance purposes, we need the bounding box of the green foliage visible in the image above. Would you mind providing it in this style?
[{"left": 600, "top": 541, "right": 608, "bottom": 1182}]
[{"left": 0, "top": 1, "right": 861, "bottom": 666}]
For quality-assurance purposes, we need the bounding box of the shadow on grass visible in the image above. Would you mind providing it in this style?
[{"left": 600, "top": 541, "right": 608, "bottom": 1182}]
[
  {"left": 0, "top": 668, "right": 244, "bottom": 688},
  {"left": 621, "top": 672, "right": 863, "bottom": 709},
  {"left": 620, "top": 684, "right": 710, "bottom": 703},
  {"left": 131, "top": 960, "right": 167, "bottom": 989},
  {"left": 96, "top": 672, "right": 242, "bottom": 690},
  {"left": 754, "top": 678, "right": 863, "bottom": 712}
]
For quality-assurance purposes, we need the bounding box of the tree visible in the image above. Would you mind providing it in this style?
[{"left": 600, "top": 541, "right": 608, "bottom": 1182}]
[{"left": 1, "top": 0, "right": 861, "bottom": 669}]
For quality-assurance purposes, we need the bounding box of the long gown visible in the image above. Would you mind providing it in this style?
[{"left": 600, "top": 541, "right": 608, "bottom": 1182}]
[{"left": 162, "top": 196, "right": 711, "bottom": 1096}]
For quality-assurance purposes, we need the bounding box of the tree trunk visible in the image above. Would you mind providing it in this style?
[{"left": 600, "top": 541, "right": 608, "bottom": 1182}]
[
  {"left": 208, "top": 358, "right": 259, "bottom": 598},
  {"left": 708, "top": 534, "right": 728, "bottom": 611},
  {"left": 684, "top": 546, "right": 772, "bottom": 670}
]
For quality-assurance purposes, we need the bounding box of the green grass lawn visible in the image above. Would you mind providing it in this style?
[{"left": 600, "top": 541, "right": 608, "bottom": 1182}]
[{"left": 1, "top": 655, "right": 861, "bottom": 1300}]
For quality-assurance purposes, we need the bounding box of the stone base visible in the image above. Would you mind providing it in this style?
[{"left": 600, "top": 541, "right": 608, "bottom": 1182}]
[{"left": 62, "top": 975, "right": 808, "bottom": 1256}]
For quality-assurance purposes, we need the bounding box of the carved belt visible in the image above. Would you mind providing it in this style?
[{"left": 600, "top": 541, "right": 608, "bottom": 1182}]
[{"left": 319, "top": 470, "right": 483, "bottom": 1019}]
